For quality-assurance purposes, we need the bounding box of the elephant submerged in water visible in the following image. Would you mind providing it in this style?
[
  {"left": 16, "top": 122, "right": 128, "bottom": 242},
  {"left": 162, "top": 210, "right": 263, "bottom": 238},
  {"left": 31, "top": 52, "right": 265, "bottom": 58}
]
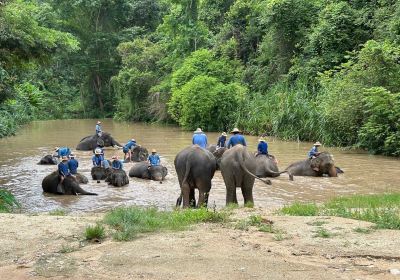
[
  {"left": 175, "top": 145, "right": 216, "bottom": 208},
  {"left": 128, "top": 162, "right": 168, "bottom": 181},
  {"left": 42, "top": 171, "right": 97, "bottom": 195},
  {"left": 38, "top": 155, "right": 58, "bottom": 165},
  {"left": 76, "top": 132, "right": 121, "bottom": 151},
  {"left": 255, "top": 154, "right": 283, "bottom": 178},
  {"left": 124, "top": 146, "right": 149, "bottom": 162},
  {"left": 285, "top": 152, "right": 340, "bottom": 180},
  {"left": 106, "top": 169, "right": 129, "bottom": 187},
  {"left": 219, "top": 145, "right": 271, "bottom": 206},
  {"left": 91, "top": 166, "right": 111, "bottom": 183}
]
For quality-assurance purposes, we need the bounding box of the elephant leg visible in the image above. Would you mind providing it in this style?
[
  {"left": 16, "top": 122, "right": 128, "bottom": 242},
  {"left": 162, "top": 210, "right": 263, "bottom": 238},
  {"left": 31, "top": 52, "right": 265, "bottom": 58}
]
[
  {"left": 241, "top": 177, "right": 255, "bottom": 206},
  {"left": 226, "top": 184, "right": 238, "bottom": 205},
  {"left": 181, "top": 183, "right": 191, "bottom": 208},
  {"left": 189, "top": 188, "right": 196, "bottom": 208},
  {"left": 195, "top": 178, "right": 211, "bottom": 208}
]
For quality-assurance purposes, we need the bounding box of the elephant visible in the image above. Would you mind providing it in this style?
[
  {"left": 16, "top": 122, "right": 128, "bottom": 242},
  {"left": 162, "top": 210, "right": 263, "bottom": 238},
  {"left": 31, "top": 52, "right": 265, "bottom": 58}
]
[
  {"left": 128, "top": 162, "right": 168, "bottom": 181},
  {"left": 38, "top": 155, "right": 58, "bottom": 165},
  {"left": 91, "top": 166, "right": 112, "bottom": 183},
  {"left": 76, "top": 132, "right": 121, "bottom": 151},
  {"left": 175, "top": 145, "right": 217, "bottom": 208},
  {"left": 42, "top": 171, "right": 97, "bottom": 195},
  {"left": 285, "top": 152, "right": 338, "bottom": 180},
  {"left": 75, "top": 173, "right": 89, "bottom": 184},
  {"left": 124, "top": 146, "right": 149, "bottom": 162},
  {"left": 206, "top": 145, "right": 227, "bottom": 170},
  {"left": 254, "top": 154, "right": 283, "bottom": 178},
  {"left": 106, "top": 169, "right": 129, "bottom": 187},
  {"left": 219, "top": 145, "right": 271, "bottom": 206}
]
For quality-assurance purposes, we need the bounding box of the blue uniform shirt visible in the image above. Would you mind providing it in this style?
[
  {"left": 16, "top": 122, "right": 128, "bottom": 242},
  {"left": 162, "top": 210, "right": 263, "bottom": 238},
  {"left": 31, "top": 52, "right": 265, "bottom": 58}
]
[
  {"left": 308, "top": 146, "right": 319, "bottom": 158},
  {"left": 96, "top": 124, "right": 102, "bottom": 133},
  {"left": 57, "top": 147, "right": 71, "bottom": 158},
  {"left": 123, "top": 140, "right": 136, "bottom": 153},
  {"left": 227, "top": 134, "right": 247, "bottom": 148},
  {"left": 258, "top": 142, "right": 268, "bottom": 154},
  {"left": 148, "top": 154, "right": 161, "bottom": 166},
  {"left": 192, "top": 133, "right": 208, "bottom": 149},
  {"left": 68, "top": 158, "right": 79, "bottom": 174},
  {"left": 217, "top": 135, "right": 226, "bottom": 147},
  {"left": 92, "top": 155, "right": 102, "bottom": 166},
  {"left": 112, "top": 160, "right": 123, "bottom": 170},
  {"left": 58, "top": 162, "right": 70, "bottom": 177}
]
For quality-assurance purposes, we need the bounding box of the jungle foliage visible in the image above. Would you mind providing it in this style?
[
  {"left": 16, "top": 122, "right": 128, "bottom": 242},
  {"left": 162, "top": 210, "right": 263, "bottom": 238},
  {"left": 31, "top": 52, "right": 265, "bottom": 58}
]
[{"left": 1, "top": 0, "right": 400, "bottom": 155}]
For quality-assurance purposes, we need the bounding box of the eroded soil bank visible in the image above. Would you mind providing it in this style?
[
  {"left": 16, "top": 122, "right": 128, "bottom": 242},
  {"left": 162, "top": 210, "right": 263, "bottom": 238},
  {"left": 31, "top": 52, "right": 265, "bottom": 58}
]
[{"left": 1, "top": 208, "right": 399, "bottom": 280}]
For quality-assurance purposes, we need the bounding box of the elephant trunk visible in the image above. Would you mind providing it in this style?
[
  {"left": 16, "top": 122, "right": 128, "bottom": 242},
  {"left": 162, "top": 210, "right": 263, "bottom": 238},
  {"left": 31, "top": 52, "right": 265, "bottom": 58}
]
[{"left": 328, "top": 165, "right": 338, "bottom": 177}]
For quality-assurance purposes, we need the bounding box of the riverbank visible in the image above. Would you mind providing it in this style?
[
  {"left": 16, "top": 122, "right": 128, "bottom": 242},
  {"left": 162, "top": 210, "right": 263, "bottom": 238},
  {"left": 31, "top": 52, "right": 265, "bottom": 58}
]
[{"left": 1, "top": 208, "right": 399, "bottom": 279}]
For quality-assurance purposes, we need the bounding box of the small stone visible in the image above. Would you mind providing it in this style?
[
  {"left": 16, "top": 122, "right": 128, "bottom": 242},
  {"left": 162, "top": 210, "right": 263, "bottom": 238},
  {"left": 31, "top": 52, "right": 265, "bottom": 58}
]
[{"left": 390, "top": 269, "right": 400, "bottom": 275}]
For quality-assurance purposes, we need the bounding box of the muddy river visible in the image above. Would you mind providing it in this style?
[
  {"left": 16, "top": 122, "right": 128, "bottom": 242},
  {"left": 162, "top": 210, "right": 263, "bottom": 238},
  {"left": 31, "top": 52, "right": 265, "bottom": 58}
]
[{"left": 0, "top": 119, "right": 399, "bottom": 213}]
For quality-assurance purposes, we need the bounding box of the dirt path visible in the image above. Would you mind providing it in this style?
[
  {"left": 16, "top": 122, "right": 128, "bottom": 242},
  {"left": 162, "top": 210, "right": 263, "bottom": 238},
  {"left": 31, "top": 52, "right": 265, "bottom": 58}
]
[{"left": 0, "top": 209, "right": 399, "bottom": 279}]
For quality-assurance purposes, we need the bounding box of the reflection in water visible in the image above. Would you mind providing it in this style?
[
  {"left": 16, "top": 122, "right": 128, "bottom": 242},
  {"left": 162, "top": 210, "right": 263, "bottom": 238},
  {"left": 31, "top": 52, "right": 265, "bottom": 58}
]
[{"left": 0, "top": 119, "right": 399, "bottom": 213}]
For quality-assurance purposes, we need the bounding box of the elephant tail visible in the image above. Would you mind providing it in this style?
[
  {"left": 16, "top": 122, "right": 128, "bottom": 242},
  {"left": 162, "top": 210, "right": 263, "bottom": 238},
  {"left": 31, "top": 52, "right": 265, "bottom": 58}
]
[
  {"left": 236, "top": 149, "right": 272, "bottom": 185},
  {"left": 176, "top": 193, "right": 183, "bottom": 207}
]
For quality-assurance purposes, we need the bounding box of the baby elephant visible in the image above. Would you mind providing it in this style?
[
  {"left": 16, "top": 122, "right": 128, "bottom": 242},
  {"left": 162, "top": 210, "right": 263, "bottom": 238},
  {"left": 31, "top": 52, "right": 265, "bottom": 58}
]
[
  {"left": 106, "top": 169, "right": 129, "bottom": 187},
  {"left": 38, "top": 155, "right": 58, "bottom": 165},
  {"left": 129, "top": 162, "right": 168, "bottom": 181}
]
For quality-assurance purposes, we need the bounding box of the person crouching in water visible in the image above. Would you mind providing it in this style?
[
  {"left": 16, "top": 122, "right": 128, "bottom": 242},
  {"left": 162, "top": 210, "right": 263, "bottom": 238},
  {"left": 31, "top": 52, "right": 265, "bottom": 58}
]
[
  {"left": 217, "top": 132, "right": 227, "bottom": 148},
  {"left": 256, "top": 137, "right": 268, "bottom": 156},
  {"left": 57, "top": 156, "right": 72, "bottom": 194},
  {"left": 68, "top": 154, "right": 79, "bottom": 175},
  {"left": 148, "top": 149, "right": 161, "bottom": 167},
  {"left": 111, "top": 155, "right": 123, "bottom": 170},
  {"left": 123, "top": 138, "right": 137, "bottom": 162}
]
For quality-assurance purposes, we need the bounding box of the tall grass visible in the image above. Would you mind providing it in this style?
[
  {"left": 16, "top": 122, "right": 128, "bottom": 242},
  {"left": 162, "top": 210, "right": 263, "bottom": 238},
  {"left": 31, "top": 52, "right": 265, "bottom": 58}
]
[
  {"left": 0, "top": 189, "right": 20, "bottom": 213},
  {"left": 280, "top": 193, "right": 400, "bottom": 230},
  {"left": 103, "top": 207, "right": 229, "bottom": 241}
]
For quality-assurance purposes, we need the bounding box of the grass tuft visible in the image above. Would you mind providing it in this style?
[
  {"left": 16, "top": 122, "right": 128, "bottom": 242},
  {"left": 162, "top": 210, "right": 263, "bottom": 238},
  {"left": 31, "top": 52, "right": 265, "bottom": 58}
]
[
  {"left": 85, "top": 224, "right": 106, "bottom": 241},
  {"left": 313, "top": 228, "right": 335, "bottom": 238},
  {"left": 103, "top": 207, "right": 229, "bottom": 241},
  {"left": 353, "top": 227, "right": 374, "bottom": 234},
  {"left": 0, "top": 189, "right": 20, "bottom": 213},
  {"left": 48, "top": 209, "right": 67, "bottom": 216},
  {"left": 281, "top": 202, "right": 319, "bottom": 216}
]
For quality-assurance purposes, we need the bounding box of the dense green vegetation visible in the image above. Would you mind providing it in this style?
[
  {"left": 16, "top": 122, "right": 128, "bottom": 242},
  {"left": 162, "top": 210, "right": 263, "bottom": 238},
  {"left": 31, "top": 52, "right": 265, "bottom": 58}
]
[
  {"left": 1, "top": 0, "right": 400, "bottom": 155},
  {"left": 280, "top": 193, "right": 400, "bottom": 229}
]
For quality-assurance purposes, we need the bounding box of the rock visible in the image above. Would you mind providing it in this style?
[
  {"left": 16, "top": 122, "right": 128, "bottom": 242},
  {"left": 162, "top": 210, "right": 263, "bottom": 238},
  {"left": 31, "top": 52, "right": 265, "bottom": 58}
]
[{"left": 390, "top": 269, "right": 400, "bottom": 275}]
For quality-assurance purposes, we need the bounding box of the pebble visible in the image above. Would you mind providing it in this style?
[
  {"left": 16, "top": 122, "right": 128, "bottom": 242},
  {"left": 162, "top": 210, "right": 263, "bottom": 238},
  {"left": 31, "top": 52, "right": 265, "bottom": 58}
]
[{"left": 390, "top": 269, "right": 400, "bottom": 275}]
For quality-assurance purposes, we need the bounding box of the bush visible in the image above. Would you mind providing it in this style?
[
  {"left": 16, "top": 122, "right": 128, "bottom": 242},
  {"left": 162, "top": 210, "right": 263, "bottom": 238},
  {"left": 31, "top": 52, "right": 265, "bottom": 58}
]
[
  {"left": 85, "top": 224, "right": 106, "bottom": 241},
  {"left": 0, "top": 189, "right": 20, "bottom": 213}
]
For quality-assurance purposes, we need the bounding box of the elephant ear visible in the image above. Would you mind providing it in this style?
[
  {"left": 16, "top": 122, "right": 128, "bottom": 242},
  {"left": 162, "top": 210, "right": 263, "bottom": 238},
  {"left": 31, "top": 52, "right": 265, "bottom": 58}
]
[{"left": 310, "top": 157, "right": 322, "bottom": 170}]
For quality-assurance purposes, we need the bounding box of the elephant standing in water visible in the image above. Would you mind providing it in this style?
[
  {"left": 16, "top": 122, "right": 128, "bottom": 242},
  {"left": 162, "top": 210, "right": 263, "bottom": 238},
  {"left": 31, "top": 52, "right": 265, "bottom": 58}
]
[
  {"left": 106, "top": 169, "right": 129, "bottom": 187},
  {"left": 175, "top": 145, "right": 216, "bottom": 208},
  {"left": 91, "top": 166, "right": 111, "bottom": 183},
  {"left": 129, "top": 162, "right": 168, "bottom": 181},
  {"left": 220, "top": 145, "right": 271, "bottom": 206},
  {"left": 38, "top": 155, "right": 58, "bottom": 165},
  {"left": 285, "top": 152, "right": 338, "bottom": 180},
  {"left": 76, "top": 132, "right": 121, "bottom": 151},
  {"left": 42, "top": 171, "right": 97, "bottom": 195},
  {"left": 124, "top": 146, "right": 149, "bottom": 162},
  {"left": 255, "top": 154, "right": 282, "bottom": 178}
]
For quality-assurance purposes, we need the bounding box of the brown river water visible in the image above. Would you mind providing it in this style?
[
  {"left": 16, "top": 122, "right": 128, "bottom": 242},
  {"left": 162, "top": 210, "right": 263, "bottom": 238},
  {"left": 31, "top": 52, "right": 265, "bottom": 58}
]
[{"left": 0, "top": 119, "right": 399, "bottom": 213}]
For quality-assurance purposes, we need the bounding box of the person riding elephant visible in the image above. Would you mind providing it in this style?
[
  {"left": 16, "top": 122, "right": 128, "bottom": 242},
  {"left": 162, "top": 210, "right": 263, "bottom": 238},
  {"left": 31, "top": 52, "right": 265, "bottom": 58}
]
[
  {"left": 217, "top": 132, "right": 227, "bottom": 148},
  {"left": 106, "top": 168, "right": 129, "bottom": 187},
  {"left": 175, "top": 145, "right": 216, "bottom": 208},
  {"left": 124, "top": 145, "right": 149, "bottom": 162},
  {"left": 42, "top": 171, "right": 97, "bottom": 195},
  {"left": 95, "top": 120, "right": 102, "bottom": 137},
  {"left": 226, "top": 128, "right": 247, "bottom": 148},
  {"left": 129, "top": 161, "right": 168, "bottom": 181},
  {"left": 76, "top": 132, "right": 121, "bottom": 151},
  {"left": 67, "top": 154, "right": 88, "bottom": 184},
  {"left": 285, "top": 152, "right": 338, "bottom": 180},
  {"left": 192, "top": 128, "right": 208, "bottom": 149},
  {"left": 254, "top": 154, "right": 282, "bottom": 178},
  {"left": 219, "top": 145, "right": 271, "bottom": 206},
  {"left": 256, "top": 137, "right": 268, "bottom": 156},
  {"left": 38, "top": 155, "right": 58, "bottom": 165}
]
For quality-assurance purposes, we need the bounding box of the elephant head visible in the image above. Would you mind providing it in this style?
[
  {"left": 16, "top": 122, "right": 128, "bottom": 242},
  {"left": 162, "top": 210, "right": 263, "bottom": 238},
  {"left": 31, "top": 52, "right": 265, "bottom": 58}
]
[
  {"left": 148, "top": 165, "right": 168, "bottom": 181},
  {"left": 212, "top": 147, "right": 227, "bottom": 169},
  {"left": 107, "top": 169, "right": 129, "bottom": 187},
  {"left": 100, "top": 132, "right": 121, "bottom": 147},
  {"left": 38, "top": 155, "right": 58, "bottom": 165},
  {"left": 130, "top": 146, "right": 149, "bottom": 162},
  {"left": 91, "top": 166, "right": 111, "bottom": 182},
  {"left": 310, "top": 152, "right": 337, "bottom": 177}
]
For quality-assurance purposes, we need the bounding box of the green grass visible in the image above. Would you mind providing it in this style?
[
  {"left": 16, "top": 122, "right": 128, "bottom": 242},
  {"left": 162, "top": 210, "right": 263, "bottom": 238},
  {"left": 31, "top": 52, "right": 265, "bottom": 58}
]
[
  {"left": 353, "top": 227, "right": 374, "bottom": 234},
  {"left": 103, "top": 207, "right": 229, "bottom": 241},
  {"left": 85, "top": 224, "right": 106, "bottom": 241},
  {"left": 0, "top": 189, "right": 20, "bottom": 213},
  {"left": 59, "top": 244, "right": 77, "bottom": 253},
  {"left": 280, "top": 193, "right": 400, "bottom": 230},
  {"left": 313, "top": 228, "right": 335, "bottom": 238},
  {"left": 307, "top": 220, "right": 329, "bottom": 226},
  {"left": 48, "top": 209, "right": 67, "bottom": 216}
]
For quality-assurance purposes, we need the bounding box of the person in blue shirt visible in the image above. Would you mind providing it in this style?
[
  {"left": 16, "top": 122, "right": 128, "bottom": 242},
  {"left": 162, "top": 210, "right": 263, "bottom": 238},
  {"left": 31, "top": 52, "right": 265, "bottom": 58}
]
[
  {"left": 227, "top": 128, "right": 247, "bottom": 148},
  {"left": 54, "top": 147, "right": 71, "bottom": 158},
  {"left": 308, "top": 141, "right": 321, "bottom": 159},
  {"left": 92, "top": 149, "right": 103, "bottom": 167},
  {"left": 217, "top": 132, "right": 227, "bottom": 148},
  {"left": 67, "top": 154, "right": 79, "bottom": 174},
  {"left": 57, "top": 156, "right": 72, "bottom": 194},
  {"left": 192, "top": 128, "right": 208, "bottom": 149},
  {"left": 123, "top": 138, "right": 137, "bottom": 161},
  {"left": 148, "top": 149, "right": 161, "bottom": 166},
  {"left": 111, "top": 155, "right": 123, "bottom": 170},
  {"left": 95, "top": 121, "right": 102, "bottom": 137},
  {"left": 257, "top": 137, "right": 268, "bottom": 156}
]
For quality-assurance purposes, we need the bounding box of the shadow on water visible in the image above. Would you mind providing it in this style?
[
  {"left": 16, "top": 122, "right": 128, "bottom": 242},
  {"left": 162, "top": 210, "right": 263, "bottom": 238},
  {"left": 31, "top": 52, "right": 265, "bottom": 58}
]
[{"left": 0, "top": 119, "right": 399, "bottom": 213}]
